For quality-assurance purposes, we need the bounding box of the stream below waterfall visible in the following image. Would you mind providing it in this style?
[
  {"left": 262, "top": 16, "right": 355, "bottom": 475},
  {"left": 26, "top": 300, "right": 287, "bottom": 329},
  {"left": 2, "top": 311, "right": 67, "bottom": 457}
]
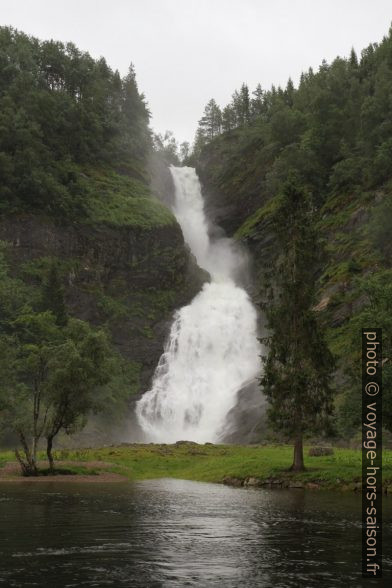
[
  {"left": 136, "top": 166, "right": 261, "bottom": 442},
  {"left": 1, "top": 480, "right": 390, "bottom": 587}
]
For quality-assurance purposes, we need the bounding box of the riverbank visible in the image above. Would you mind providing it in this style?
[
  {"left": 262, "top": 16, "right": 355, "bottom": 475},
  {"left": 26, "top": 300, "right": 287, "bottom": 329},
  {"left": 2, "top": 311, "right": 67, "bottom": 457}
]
[
  {"left": 1, "top": 443, "right": 391, "bottom": 491},
  {"left": 0, "top": 460, "right": 128, "bottom": 482}
]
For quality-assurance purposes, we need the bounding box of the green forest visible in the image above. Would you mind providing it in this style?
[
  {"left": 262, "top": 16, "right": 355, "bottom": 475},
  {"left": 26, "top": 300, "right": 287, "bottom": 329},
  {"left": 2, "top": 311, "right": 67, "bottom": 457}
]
[
  {"left": 0, "top": 24, "right": 391, "bottom": 476},
  {"left": 192, "top": 29, "right": 392, "bottom": 444},
  {"left": 0, "top": 27, "right": 202, "bottom": 474}
]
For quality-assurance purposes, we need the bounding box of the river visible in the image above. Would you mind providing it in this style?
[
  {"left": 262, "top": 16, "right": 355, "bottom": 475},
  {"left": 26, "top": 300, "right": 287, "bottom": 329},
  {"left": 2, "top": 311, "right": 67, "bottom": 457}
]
[{"left": 0, "top": 479, "right": 390, "bottom": 587}]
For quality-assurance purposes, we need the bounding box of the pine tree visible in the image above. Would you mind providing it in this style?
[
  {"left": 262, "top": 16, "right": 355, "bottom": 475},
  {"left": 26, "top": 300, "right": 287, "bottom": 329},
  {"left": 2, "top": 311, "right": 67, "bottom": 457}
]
[
  {"left": 260, "top": 175, "right": 334, "bottom": 471},
  {"left": 250, "top": 83, "right": 264, "bottom": 119},
  {"left": 285, "top": 78, "right": 295, "bottom": 107},
  {"left": 240, "top": 83, "right": 250, "bottom": 124},
  {"left": 231, "top": 84, "right": 250, "bottom": 126},
  {"left": 222, "top": 105, "right": 236, "bottom": 132},
  {"left": 41, "top": 263, "right": 68, "bottom": 327},
  {"left": 198, "top": 98, "right": 222, "bottom": 140}
]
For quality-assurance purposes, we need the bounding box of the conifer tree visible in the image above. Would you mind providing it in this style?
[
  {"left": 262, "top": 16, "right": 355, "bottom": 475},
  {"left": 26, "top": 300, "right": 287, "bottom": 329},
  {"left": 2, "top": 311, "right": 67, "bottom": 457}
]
[
  {"left": 260, "top": 175, "right": 334, "bottom": 471},
  {"left": 250, "top": 84, "right": 264, "bottom": 119},
  {"left": 222, "top": 105, "right": 237, "bottom": 132},
  {"left": 198, "top": 98, "right": 222, "bottom": 140},
  {"left": 240, "top": 83, "right": 250, "bottom": 124}
]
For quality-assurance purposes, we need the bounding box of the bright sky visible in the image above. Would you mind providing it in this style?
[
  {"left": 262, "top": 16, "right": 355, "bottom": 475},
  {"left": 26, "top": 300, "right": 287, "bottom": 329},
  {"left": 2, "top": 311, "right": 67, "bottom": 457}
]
[{"left": 1, "top": 0, "right": 391, "bottom": 144}]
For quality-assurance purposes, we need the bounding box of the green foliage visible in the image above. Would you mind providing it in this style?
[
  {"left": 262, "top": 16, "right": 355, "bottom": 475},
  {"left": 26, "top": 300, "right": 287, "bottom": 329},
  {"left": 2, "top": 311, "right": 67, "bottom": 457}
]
[
  {"left": 0, "top": 249, "right": 132, "bottom": 473},
  {"left": 260, "top": 178, "right": 335, "bottom": 468},
  {"left": 196, "top": 28, "right": 392, "bottom": 443},
  {"left": 334, "top": 270, "right": 392, "bottom": 435},
  {"left": 68, "top": 168, "right": 175, "bottom": 228},
  {"left": 87, "top": 186, "right": 175, "bottom": 228},
  {"left": 370, "top": 193, "right": 392, "bottom": 262},
  {"left": 152, "top": 131, "right": 181, "bottom": 165},
  {"left": 40, "top": 262, "right": 68, "bottom": 326},
  {"left": 195, "top": 26, "right": 392, "bottom": 209},
  {"left": 0, "top": 27, "right": 151, "bottom": 218},
  {"left": 234, "top": 197, "right": 280, "bottom": 239}
]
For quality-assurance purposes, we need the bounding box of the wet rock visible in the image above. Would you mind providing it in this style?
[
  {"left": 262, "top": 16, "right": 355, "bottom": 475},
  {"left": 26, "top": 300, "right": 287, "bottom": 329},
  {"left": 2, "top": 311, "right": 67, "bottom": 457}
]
[
  {"left": 218, "top": 379, "right": 267, "bottom": 444},
  {"left": 288, "top": 481, "right": 305, "bottom": 489},
  {"left": 175, "top": 440, "right": 199, "bottom": 446},
  {"left": 243, "top": 477, "right": 262, "bottom": 487},
  {"left": 0, "top": 214, "right": 206, "bottom": 395},
  {"left": 222, "top": 476, "right": 243, "bottom": 487}
]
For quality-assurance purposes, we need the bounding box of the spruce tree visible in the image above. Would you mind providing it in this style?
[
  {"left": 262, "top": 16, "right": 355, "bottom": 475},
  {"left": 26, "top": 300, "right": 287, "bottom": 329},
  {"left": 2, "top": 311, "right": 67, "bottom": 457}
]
[
  {"left": 198, "top": 99, "right": 222, "bottom": 140},
  {"left": 250, "top": 84, "right": 264, "bottom": 119},
  {"left": 260, "top": 175, "right": 334, "bottom": 471}
]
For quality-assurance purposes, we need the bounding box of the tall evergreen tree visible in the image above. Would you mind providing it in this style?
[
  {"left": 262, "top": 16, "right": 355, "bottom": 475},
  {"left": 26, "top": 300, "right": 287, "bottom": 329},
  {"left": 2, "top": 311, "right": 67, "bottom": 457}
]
[
  {"left": 240, "top": 83, "right": 250, "bottom": 124},
  {"left": 260, "top": 175, "right": 334, "bottom": 471},
  {"left": 250, "top": 83, "right": 264, "bottom": 119},
  {"left": 222, "top": 104, "right": 236, "bottom": 132},
  {"left": 198, "top": 98, "right": 222, "bottom": 140}
]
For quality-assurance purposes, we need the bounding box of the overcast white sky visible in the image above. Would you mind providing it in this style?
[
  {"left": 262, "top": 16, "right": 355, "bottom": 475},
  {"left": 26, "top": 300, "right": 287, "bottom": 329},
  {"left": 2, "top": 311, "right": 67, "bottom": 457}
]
[{"left": 1, "top": 1, "right": 391, "bottom": 144}]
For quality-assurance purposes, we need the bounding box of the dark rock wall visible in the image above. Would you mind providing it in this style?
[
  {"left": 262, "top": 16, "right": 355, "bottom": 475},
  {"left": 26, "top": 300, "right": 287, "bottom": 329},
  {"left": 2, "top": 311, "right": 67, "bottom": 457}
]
[{"left": 0, "top": 214, "right": 205, "bottom": 392}]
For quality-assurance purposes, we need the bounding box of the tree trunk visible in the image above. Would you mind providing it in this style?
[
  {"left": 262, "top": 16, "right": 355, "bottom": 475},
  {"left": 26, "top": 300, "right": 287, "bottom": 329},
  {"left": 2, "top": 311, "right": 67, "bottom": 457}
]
[
  {"left": 15, "top": 432, "right": 38, "bottom": 476},
  {"left": 15, "top": 449, "right": 32, "bottom": 477},
  {"left": 290, "top": 433, "right": 305, "bottom": 472},
  {"left": 46, "top": 436, "right": 55, "bottom": 472},
  {"left": 31, "top": 436, "right": 37, "bottom": 471}
]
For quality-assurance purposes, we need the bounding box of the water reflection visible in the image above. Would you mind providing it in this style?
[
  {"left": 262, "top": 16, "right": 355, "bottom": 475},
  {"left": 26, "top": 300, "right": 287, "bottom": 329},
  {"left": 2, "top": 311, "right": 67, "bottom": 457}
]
[{"left": 0, "top": 479, "right": 390, "bottom": 587}]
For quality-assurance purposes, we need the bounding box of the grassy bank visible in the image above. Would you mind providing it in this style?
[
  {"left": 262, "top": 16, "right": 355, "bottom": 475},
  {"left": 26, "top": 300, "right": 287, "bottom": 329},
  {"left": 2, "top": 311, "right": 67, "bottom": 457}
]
[{"left": 1, "top": 443, "right": 391, "bottom": 492}]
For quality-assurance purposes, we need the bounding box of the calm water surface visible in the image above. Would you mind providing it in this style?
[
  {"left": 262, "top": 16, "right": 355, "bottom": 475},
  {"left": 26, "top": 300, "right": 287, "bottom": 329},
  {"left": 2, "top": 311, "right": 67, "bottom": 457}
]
[{"left": 0, "top": 479, "right": 390, "bottom": 587}]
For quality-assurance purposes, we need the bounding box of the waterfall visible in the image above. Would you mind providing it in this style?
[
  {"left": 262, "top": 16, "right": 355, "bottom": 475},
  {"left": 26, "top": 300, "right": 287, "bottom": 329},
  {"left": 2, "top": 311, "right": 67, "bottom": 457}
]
[{"left": 135, "top": 166, "right": 261, "bottom": 443}]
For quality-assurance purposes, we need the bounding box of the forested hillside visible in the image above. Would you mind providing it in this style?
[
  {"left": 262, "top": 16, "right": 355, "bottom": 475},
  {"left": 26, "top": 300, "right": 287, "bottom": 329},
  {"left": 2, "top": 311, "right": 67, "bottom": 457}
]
[
  {"left": 194, "top": 28, "right": 392, "bottom": 440},
  {"left": 0, "top": 28, "right": 203, "bottom": 450}
]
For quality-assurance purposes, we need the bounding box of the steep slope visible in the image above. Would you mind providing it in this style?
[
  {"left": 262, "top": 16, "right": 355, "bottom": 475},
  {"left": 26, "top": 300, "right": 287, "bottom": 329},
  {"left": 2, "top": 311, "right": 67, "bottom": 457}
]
[
  {"left": 0, "top": 28, "right": 205, "bottom": 419},
  {"left": 195, "top": 32, "right": 392, "bottom": 439}
]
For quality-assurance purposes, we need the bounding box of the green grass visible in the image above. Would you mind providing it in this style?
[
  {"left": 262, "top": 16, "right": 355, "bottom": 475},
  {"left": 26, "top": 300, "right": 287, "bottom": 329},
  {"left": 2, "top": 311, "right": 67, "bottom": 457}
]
[
  {"left": 1, "top": 444, "right": 388, "bottom": 491},
  {"left": 234, "top": 197, "right": 280, "bottom": 239},
  {"left": 0, "top": 450, "right": 13, "bottom": 468},
  {"left": 83, "top": 168, "right": 176, "bottom": 228}
]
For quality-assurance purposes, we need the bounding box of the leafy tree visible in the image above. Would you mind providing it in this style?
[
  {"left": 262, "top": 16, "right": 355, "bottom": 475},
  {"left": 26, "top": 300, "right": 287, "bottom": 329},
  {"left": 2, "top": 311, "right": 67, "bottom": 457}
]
[
  {"left": 179, "top": 141, "right": 190, "bottom": 162},
  {"left": 0, "top": 252, "right": 126, "bottom": 475},
  {"left": 0, "top": 311, "right": 117, "bottom": 475},
  {"left": 42, "top": 319, "right": 117, "bottom": 471},
  {"left": 260, "top": 176, "right": 335, "bottom": 471},
  {"left": 153, "top": 131, "right": 180, "bottom": 165}
]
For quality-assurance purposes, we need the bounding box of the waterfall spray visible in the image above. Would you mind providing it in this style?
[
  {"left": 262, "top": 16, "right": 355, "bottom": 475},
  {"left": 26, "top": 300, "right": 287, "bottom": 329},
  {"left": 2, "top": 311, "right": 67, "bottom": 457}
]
[{"left": 135, "top": 167, "right": 261, "bottom": 442}]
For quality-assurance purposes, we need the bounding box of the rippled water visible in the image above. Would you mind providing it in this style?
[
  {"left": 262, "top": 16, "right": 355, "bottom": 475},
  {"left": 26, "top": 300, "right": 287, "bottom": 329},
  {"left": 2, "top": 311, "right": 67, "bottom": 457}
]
[{"left": 0, "top": 479, "right": 390, "bottom": 587}]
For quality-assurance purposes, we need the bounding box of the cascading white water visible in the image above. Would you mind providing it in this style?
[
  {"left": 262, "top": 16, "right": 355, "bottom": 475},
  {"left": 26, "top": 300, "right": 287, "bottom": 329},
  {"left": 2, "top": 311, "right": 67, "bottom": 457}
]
[{"left": 135, "top": 166, "right": 261, "bottom": 443}]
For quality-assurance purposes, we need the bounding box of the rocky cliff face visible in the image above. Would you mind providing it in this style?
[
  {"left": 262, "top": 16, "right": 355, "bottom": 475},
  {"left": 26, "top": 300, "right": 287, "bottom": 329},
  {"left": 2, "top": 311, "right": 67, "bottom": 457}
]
[
  {"left": 196, "top": 132, "right": 392, "bottom": 441},
  {"left": 0, "top": 213, "right": 205, "bottom": 394}
]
